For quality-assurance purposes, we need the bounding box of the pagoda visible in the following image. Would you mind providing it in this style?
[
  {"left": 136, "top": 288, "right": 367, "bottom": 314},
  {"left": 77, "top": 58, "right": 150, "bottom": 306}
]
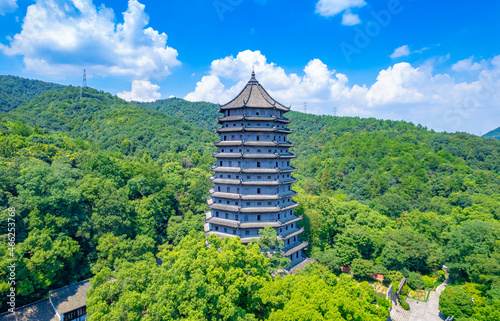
[{"left": 204, "top": 71, "right": 307, "bottom": 266}]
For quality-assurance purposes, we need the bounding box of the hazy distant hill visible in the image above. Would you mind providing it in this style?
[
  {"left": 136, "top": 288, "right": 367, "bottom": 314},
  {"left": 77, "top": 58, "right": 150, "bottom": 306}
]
[
  {"left": 0, "top": 75, "right": 65, "bottom": 112},
  {"left": 484, "top": 126, "right": 500, "bottom": 139}
]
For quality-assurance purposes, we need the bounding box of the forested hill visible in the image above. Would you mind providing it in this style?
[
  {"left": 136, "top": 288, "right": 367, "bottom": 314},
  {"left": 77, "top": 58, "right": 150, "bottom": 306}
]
[
  {"left": 2, "top": 86, "right": 216, "bottom": 159},
  {"left": 135, "top": 98, "right": 219, "bottom": 132},
  {"left": 1, "top": 77, "right": 500, "bottom": 319},
  {"left": 484, "top": 126, "right": 500, "bottom": 139},
  {"left": 0, "top": 75, "right": 65, "bottom": 112}
]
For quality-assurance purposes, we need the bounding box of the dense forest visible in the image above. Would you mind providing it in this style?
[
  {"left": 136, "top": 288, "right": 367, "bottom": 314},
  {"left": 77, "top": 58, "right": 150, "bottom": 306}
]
[
  {"left": 0, "top": 75, "right": 65, "bottom": 113},
  {"left": 0, "top": 77, "right": 499, "bottom": 320}
]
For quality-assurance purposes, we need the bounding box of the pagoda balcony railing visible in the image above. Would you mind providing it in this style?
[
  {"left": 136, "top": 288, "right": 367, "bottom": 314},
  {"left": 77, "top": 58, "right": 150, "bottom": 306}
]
[
  {"left": 211, "top": 152, "right": 296, "bottom": 159},
  {"left": 278, "top": 227, "right": 304, "bottom": 241},
  {"left": 281, "top": 241, "right": 309, "bottom": 257},
  {"left": 209, "top": 176, "right": 298, "bottom": 186},
  {"left": 209, "top": 165, "right": 298, "bottom": 173},
  {"left": 215, "top": 125, "right": 293, "bottom": 134},
  {"left": 217, "top": 114, "right": 292, "bottom": 124},
  {"left": 213, "top": 140, "right": 295, "bottom": 147},
  {"left": 208, "top": 189, "right": 298, "bottom": 201}
]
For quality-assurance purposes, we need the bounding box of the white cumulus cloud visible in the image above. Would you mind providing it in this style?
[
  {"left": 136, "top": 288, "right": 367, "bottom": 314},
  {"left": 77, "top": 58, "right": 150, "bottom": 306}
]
[
  {"left": 0, "top": 0, "right": 180, "bottom": 78},
  {"left": 452, "top": 56, "right": 488, "bottom": 72},
  {"left": 118, "top": 80, "right": 161, "bottom": 102},
  {"left": 390, "top": 45, "right": 411, "bottom": 59},
  {"left": 185, "top": 50, "right": 500, "bottom": 134},
  {"left": 342, "top": 11, "right": 361, "bottom": 26},
  {"left": 316, "top": 0, "right": 366, "bottom": 25}
]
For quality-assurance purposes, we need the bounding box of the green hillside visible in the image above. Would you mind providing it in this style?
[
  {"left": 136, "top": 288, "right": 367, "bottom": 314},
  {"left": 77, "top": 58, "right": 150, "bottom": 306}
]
[
  {"left": 0, "top": 78, "right": 499, "bottom": 319},
  {"left": 135, "top": 98, "right": 219, "bottom": 132},
  {"left": 484, "top": 126, "right": 500, "bottom": 139},
  {"left": 0, "top": 75, "right": 65, "bottom": 112}
]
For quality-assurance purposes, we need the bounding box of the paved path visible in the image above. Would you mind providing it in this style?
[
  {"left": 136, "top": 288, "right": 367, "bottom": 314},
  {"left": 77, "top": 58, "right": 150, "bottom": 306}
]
[{"left": 389, "top": 279, "right": 451, "bottom": 321}]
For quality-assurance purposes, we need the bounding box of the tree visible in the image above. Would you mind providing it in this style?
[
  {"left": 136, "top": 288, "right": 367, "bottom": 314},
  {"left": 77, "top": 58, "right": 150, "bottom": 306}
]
[
  {"left": 439, "top": 286, "right": 474, "bottom": 318},
  {"left": 351, "top": 258, "right": 375, "bottom": 278},
  {"left": 406, "top": 272, "right": 425, "bottom": 290},
  {"left": 257, "top": 226, "right": 290, "bottom": 271}
]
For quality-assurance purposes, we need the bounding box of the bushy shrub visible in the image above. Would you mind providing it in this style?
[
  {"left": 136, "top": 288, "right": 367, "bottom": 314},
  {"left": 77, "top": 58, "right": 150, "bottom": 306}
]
[
  {"left": 423, "top": 275, "right": 435, "bottom": 289},
  {"left": 400, "top": 285, "right": 410, "bottom": 296},
  {"left": 407, "top": 272, "right": 425, "bottom": 290},
  {"left": 400, "top": 299, "right": 410, "bottom": 310},
  {"left": 377, "top": 296, "right": 392, "bottom": 309}
]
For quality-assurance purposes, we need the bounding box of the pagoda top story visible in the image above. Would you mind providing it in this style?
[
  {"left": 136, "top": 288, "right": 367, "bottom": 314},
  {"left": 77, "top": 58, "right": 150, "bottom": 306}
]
[{"left": 219, "top": 71, "right": 290, "bottom": 112}]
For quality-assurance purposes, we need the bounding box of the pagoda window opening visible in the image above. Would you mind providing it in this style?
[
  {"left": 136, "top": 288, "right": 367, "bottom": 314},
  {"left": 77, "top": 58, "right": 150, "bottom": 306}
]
[
  {"left": 218, "top": 200, "right": 222, "bottom": 203},
  {"left": 291, "top": 223, "right": 294, "bottom": 228},
  {"left": 244, "top": 215, "right": 248, "bottom": 221},
  {"left": 235, "top": 201, "right": 239, "bottom": 205},
  {"left": 235, "top": 214, "right": 239, "bottom": 220},
  {"left": 228, "top": 110, "right": 231, "bottom": 116},
  {"left": 237, "top": 188, "right": 240, "bottom": 193},
  {"left": 220, "top": 161, "right": 223, "bottom": 166},
  {"left": 257, "top": 215, "right": 261, "bottom": 221},
  {"left": 229, "top": 161, "right": 232, "bottom": 166},
  {"left": 221, "top": 149, "right": 224, "bottom": 152},
  {"left": 257, "top": 135, "right": 260, "bottom": 141},
  {"left": 257, "top": 162, "right": 261, "bottom": 168},
  {"left": 233, "top": 229, "right": 236, "bottom": 235},
  {"left": 278, "top": 214, "right": 281, "bottom": 219},
  {"left": 257, "top": 188, "right": 261, "bottom": 194},
  {"left": 256, "top": 111, "right": 260, "bottom": 115},
  {"left": 230, "top": 149, "right": 233, "bottom": 152},
  {"left": 297, "top": 252, "right": 299, "bottom": 259},
  {"left": 257, "top": 202, "right": 261, "bottom": 205},
  {"left": 246, "top": 202, "right": 250, "bottom": 205},
  {"left": 215, "top": 226, "right": 219, "bottom": 231},
  {"left": 216, "top": 211, "right": 219, "bottom": 217},
  {"left": 227, "top": 187, "right": 230, "bottom": 192},
  {"left": 225, "top": 213, "right": 229, "bottom": 219},
  {"left": 231, "top": 135, "right": 235, "bottom": 139},
  {"left": 245, "top": 230, "right": 250, "bottom": 235},
  {"left": 218, "top": 186, "right": 221, "bottom": 191},
  {"left": 233, "top": 124, "right": 236, "bottom": 126},
  {"left": 224, "top": 228, "right": 227, "bottom": 233},
  {"left": 224, "top": 136, "right": 227, "bottom": 141},
  {"left": 226, "top": 201, "right": 230, "bottom": 204}
]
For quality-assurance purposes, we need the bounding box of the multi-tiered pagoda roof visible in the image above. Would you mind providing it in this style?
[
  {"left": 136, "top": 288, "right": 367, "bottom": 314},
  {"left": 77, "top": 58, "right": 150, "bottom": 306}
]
[{"left": 204, "top": 72, "right": 308, "bottom": 265}]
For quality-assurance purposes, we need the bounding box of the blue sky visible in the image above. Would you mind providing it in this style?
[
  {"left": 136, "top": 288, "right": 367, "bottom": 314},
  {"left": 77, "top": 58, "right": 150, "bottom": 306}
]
[{"left": 0, "top": 0, "right": 499, "bottom": 135}]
